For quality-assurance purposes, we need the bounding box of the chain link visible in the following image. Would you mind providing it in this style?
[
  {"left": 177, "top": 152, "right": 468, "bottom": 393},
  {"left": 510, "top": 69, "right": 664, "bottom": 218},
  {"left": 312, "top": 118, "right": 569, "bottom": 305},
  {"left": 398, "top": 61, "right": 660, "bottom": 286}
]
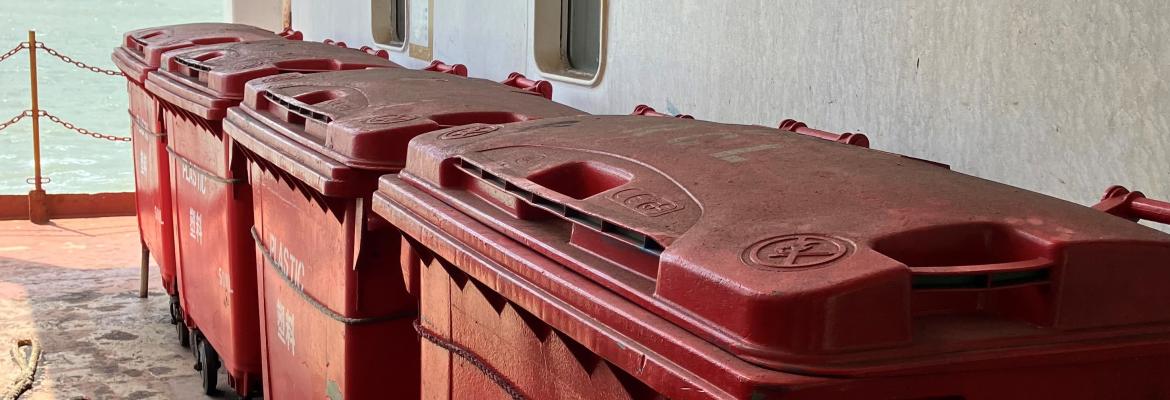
[
  {"left": 0, "top": 42, "right": 28, "bottom": 64},
  {"left": 34, "top": 42, "right": 123, "bottom": 76},
  {"left": 40, "top": 110, "right": 132, "bottom": 141},
  {"left": 0, "top": 40, "right": 133, "bottom": 188},
  {"left": 0, "top": 110, "right": 34, "bottom": 133},
  {"left": 0, "top": 109, "right": 131, "bottom": 141},
  {"left": 0, "top": 38, "right": 131, "bottom": 141}
]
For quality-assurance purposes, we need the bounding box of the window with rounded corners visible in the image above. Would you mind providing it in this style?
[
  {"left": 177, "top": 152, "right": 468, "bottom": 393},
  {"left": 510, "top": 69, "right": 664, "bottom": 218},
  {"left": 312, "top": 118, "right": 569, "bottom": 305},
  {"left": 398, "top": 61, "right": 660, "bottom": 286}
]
[
  {"left": 534, "top": 0, "right": 606, "bottom": 86},
  {"left": 371, "top": 0, "right": 408, "bottom": 49}
]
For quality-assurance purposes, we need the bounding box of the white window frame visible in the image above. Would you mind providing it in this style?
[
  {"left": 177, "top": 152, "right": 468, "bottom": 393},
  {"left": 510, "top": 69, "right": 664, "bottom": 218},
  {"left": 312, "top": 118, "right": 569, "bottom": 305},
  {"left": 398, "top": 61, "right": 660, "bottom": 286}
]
[
  {"left": 371, "top": 0, "right": 409, "bottom": 51},
  {"left": 533, "top": 0, "right": 607, "bottom": 86}
]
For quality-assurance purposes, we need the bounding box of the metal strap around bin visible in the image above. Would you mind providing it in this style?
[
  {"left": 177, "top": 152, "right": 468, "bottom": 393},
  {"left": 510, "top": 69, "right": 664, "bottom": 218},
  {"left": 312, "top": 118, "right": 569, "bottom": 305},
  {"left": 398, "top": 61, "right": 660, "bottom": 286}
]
[
  {"left": 129, "top": 112, "right": 165, "bottom": 138},
  {"left": 413, "top": 320, "right": 527, "bottom": 400},
  {"left": 165, "top": 146, "right": 241, "bottom": 185},
  {"left": 250, "top": 227, "right": 418, "bottom": 325}
]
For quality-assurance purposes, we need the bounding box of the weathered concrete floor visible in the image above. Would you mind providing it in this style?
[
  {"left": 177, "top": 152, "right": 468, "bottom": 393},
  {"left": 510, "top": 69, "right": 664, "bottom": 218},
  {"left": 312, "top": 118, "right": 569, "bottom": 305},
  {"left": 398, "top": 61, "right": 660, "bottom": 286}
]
[{"left": 0, "top": 217, "right": 240, "bottom": 400}]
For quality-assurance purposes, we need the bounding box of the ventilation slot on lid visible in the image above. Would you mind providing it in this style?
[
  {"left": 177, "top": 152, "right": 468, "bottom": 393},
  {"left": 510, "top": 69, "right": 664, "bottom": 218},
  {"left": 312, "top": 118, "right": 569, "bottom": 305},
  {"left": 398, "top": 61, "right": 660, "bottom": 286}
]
[
  {"left": 174, "top": 51, "right": 221, "bottom": 78},
  {"left": 175, "top": 57, "right": 212, "bottom": 72},
  {"left": 263, "top": 91, "right": 335, "bottom": 124},
  {"left": 128, "top": 31, "right": 160, "bottom": 52},
  {"left": 457, "top": 158, "right": 663, "bottom": 255}
]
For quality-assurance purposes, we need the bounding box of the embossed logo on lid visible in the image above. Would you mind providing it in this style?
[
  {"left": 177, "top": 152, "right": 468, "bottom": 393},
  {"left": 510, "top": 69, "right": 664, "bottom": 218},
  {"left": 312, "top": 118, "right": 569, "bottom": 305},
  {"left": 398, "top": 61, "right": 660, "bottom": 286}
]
[
  {"left": 609, "top": 188, "right": 684, "bottom": 217},
  {"left": 742, "top": 234, "right": 851, "bottom": 269},
  {"left": 365, "top": 114, "right": 418, "bottom": 125},
  {"left": 254, "top": 74, "right": 302, "bottom": 85},
  {"left": 439, "top": 125, "right": 499, "bottom": 140}
]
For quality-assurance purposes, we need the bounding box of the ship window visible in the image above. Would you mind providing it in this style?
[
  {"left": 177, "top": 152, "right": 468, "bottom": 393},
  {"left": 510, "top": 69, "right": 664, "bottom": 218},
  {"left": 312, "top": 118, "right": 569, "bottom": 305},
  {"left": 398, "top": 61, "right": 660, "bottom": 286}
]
[
  {"left": 372, "top": 0, "right": 407, "bottom": 49},
  {"left": 534, "top": 0, "right": 606, "bottom": 85},
  {"left": 564, "top": 0, "right": 601, "bottom": 72}
]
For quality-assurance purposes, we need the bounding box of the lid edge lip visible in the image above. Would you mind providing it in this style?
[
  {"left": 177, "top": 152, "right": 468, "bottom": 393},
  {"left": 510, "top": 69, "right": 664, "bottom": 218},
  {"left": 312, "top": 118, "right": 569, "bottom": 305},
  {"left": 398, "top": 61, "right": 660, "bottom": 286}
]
[
  {"left": 112, "top": 47, "right": 153, "bottom": 83},
  {"left": 233, "top": 100, "right": 413, "bottom": 172},
  {"left": 225, "top": 108, "right": 376, "bottom": 198},
  {"left": 145, "top": 71, "right": 235, "bottom": 120}
]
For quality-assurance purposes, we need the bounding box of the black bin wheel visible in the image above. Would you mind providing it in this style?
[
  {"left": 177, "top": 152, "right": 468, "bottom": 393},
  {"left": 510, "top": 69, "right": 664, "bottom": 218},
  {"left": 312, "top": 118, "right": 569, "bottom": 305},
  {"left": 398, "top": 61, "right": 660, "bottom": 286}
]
[
  {"left": 168, "top": 297, "right": 181, "bottom": 325},
  {"left": 172, "top": 300, "right": 190, "bottom": 348},
  {"left": 197, "top": 336, "right": 221, "bottom": 396},
  {"left": 176, "top": 318, "right": 190, "bottom": 348}
]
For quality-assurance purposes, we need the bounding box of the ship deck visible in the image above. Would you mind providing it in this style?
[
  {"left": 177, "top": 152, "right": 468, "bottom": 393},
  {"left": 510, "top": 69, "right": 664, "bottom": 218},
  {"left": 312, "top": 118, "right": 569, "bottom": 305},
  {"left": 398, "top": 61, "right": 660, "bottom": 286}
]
[{"left": 0, "top": 216, "right": 241, "bottom": 399}]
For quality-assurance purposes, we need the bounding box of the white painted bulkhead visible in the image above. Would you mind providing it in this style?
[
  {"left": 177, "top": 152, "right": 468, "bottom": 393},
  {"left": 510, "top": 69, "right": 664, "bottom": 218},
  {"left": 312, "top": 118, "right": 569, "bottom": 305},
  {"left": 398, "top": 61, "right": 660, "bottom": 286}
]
[{"left": 239, "top": 0, "right": 1168, "bottom": 212}]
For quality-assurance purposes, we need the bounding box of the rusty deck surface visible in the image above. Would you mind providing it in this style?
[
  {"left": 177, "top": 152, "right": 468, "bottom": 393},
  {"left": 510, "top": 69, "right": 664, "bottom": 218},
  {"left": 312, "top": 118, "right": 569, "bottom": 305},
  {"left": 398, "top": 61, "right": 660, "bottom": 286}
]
[{"left": 0, "top": 216, "right": 240, "bottom": 399}]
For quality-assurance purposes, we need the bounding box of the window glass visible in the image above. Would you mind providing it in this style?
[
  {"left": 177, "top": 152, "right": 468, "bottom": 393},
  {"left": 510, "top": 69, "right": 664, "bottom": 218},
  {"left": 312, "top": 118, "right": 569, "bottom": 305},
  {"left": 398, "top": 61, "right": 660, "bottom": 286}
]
[
  {"left": 371, "top": 0, "right": 407, "bottom": 48},
  {"left": 564, "top": 0, "right": 601, "bottom": 72}
]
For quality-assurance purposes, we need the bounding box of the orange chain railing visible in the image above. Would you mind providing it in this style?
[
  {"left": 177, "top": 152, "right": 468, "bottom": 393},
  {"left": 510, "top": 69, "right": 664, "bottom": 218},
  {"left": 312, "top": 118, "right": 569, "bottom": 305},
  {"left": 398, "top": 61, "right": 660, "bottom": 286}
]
[
  {"left": 1, "top": 31, "right": 131, "bottom": 224},
  {"left": 0, "top": 109, "right": 131, "bottom": 142}
]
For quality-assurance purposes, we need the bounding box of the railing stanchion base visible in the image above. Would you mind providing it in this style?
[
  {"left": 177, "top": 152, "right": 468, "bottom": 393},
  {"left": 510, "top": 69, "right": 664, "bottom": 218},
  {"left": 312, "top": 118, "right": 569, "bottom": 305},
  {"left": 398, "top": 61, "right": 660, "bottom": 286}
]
[{"left": 28, "top": 189, "right": 48, "bottom": 224}]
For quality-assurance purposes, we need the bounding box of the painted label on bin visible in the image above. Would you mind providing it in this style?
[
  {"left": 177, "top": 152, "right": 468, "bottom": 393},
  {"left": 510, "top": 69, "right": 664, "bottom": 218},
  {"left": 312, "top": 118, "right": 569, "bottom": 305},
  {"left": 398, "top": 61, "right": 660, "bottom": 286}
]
[
  {"left": 188, "top": 208, "right": 203, "bottom": 244},
  {"left": 181, "top": 162, "right": 209, "bottom": 195},
  {"left": 267, "top": 233, "right": 306, "bottom": 289},
  {"left": 138, "top": 151, "right": 148, "bottom": 176},
  {"left": 275, "top": 299, "right": 296, "bottom": 355}
]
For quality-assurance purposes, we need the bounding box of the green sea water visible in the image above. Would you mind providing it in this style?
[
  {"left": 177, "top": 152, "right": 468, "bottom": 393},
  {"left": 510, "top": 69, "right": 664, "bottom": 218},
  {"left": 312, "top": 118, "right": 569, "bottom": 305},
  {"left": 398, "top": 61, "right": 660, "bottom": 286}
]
[{"left": 0, "top": 0, "right": 224, "bottom": 194}]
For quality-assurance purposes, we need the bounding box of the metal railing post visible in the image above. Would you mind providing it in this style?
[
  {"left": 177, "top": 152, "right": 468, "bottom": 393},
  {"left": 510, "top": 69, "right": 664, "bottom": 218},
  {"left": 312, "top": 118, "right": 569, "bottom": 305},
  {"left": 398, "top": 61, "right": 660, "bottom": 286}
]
[{"left": 27, "top": 30, "right": 49, "bottom": 224}]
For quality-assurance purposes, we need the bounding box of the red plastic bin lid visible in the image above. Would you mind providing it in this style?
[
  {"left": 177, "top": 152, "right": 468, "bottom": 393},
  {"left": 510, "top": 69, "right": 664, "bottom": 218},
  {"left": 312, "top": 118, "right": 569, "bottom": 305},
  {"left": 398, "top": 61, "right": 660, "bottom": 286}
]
[
  {"left": 224, "top": 68, "right": 585, "bottom": 197},
  {"left": 111, "top": 23, "right": 281, "bottom": 84},
  {"left": 144, "top": 40, "right": 400, "bottom": 120},
  {"left": 389, "top": 115, "right": 1170, "bottom": 375}
]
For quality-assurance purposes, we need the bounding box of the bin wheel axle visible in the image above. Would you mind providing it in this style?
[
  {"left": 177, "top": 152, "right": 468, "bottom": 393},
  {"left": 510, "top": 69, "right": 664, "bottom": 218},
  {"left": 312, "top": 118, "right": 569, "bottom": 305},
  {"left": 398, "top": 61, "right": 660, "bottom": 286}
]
[
  {"left": 194, "top": 333, "right": 221, "bottom": 396},
  {"left": 170, "top": 298, "right": 190, "bottom": 348}
]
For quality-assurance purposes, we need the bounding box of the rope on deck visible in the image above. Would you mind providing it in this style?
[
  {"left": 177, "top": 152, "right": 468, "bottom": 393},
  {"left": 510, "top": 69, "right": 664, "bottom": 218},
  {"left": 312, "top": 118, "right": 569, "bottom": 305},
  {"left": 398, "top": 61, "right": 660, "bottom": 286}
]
[{"left": 1, "top": 339, "right": 41, "bottom": 400}]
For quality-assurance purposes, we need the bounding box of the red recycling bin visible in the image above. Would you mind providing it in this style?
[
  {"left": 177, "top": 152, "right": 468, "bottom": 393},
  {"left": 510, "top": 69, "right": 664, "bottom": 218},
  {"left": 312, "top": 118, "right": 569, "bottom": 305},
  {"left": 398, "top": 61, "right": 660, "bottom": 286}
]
[
  {"left": 144, "top": 39, "right": 398, "bottom": 396},
  {"left": 374, "top": 115, "right": 1170, "bottom": 399},
  {"left": 112, "top": 23, "right": 281, "bottom": 342},
  {"left": 222, "top": 67, "right": 584, "bottom": 400},
  {"left": 113, "top": 23, "right": 281, "bottom": 132}
]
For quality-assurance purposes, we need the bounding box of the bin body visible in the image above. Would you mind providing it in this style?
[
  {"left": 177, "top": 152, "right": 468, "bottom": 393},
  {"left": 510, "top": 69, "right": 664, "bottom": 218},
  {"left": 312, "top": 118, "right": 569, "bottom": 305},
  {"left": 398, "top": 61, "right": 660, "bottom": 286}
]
[
  {"left": 247, "top": 161, "right": 418, "bottom": 399},
  {"left": 166, "top": 110, "right": 263, "bottom": 393},
  {"left": 374, "top": 115, "right": 1170, "bottom": 399},
  {"left": 127, "top": 117, "right": 175, "bottom": 293},
  {"left": 113, "top": 23, "right": 279, "bottom": 298},
  {"left": 145, "top": 39, "right": 397, "bottom": 395},
  {"left": 223, "top": 67, "right": 584, "bottom": 399}
]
